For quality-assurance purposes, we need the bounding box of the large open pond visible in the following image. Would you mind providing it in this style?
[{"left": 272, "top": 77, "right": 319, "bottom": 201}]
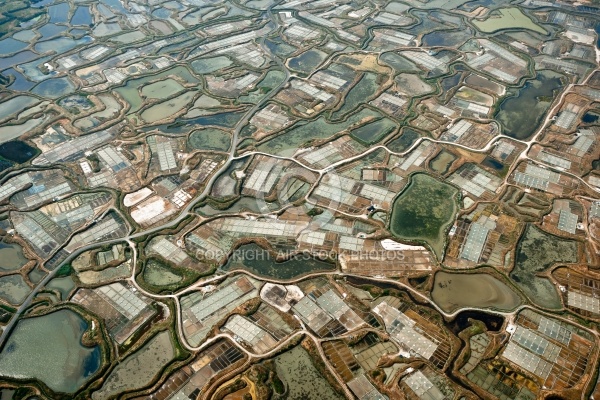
[
  {"left": 71, "top": 6, "right": 93, "bottom": 25},
  {"left": 0, "top": 38, "right": 29, "bottom": 57},
  {"left": 221, "top": 243, "right": 336, "bottom": 280},
  {"left": 389, "top": 173, "right": 459, "bottom": 258},
  {"left": 431, "top": 271, "right": 522, "bottom": 313},
  {"left": 510, "top": 224, "right": 578, "bottom": 309},
  {"left": 0, "top": 309, "right": 101, "bottom": 393},
  {"left": 495, "top": 70, "right": 563, "bottom": 140},
  {"left": 32, "top": 76, "right": 76, "bottom": 98},
  {"left": 422, "top": 29, "right": 472, "bottom": 47},
  {"left": 115, "top": 66, "right": 199, "bottom": 114}
]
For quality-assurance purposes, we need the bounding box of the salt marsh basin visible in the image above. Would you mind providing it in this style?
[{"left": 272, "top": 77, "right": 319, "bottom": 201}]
[{"left": 389, "top": 173, "right": 459, "bottom": 259}]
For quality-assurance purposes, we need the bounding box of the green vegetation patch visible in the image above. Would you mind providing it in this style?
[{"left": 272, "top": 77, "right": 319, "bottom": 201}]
[
  {"left": 221, "top": 243, "right": 336, "bottom": 280},
  {"left": 143, "top": 259, "right": 183, "bottom": 286},
  {"left": 273, "top": 345, "right": 344, "bottom": 399},
  {"left": 472, "top": 7, "right": 548, "bottom": 35},
  {"left": 258, "top": 107, "right": 381, "bottom": 156},
  {"left": 386, "top": 128, "right": 421, "bottom": 153},
  {"left": 429, "top": 150, "right": 457, "bottom": 175},
  {"left": 188, "top": 128, "right": 231, "bottom": 151},
  {"left": 389, "top": 173, "right": 459, "bottom": 258},
  {"left": 0, "top": 1, "right": 43, "bottom": 38},
  {"left": 288, "top": 49, "right": 327, "bottom": 75},
  {"left": 139, "top": 258, "right": 202, "bottom": 294},
  {"left": 331, "top": 72, "right": 381, "bottom": 120},
  {"left": 510, "top": 224, "right": 578, "bottom": 309}
]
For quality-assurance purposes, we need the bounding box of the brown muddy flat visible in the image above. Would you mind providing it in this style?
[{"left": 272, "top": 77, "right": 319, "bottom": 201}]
[{"left": 431, "top": 271, "right": 522, "bottom": 313}]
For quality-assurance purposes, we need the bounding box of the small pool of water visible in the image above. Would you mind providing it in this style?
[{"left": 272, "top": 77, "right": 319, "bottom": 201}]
[
  {"left": 582, "top": 112, "right": 599, "bottom": 124},
  {"left": 46, "top": 276, "right": 76, "bottom": 300},
  {"left": 0, "top": 141, "right": 37, "bottom": 164},
  {"left": 0, "top": 241, "right": 29, "bottom": 271},
  {"left": 288, "top": 49, "right": 327, "bottom": 75},
  {"left": 37, "top": 23, "right": 68, "bottom": 40},
  {"left": 0, "top": 95, "right": 39, "bottom": 121},
  {"left": 481, "top": 156, "right": 504, "bottom": 171},
  {"left": 429, "top": 150, "right": 457, "bottom": 175},
  {"left": 143, "top": 260, "right": 183, "bottom": 287},
  {"left": 5, "top": 68, "right": 36, "bottom": 91},
  {"left": 0, "top": 274, "right": 31, "bottom": 304},
  {"left": 183, "top": 110, "right": 245, "bottom": 129}
]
